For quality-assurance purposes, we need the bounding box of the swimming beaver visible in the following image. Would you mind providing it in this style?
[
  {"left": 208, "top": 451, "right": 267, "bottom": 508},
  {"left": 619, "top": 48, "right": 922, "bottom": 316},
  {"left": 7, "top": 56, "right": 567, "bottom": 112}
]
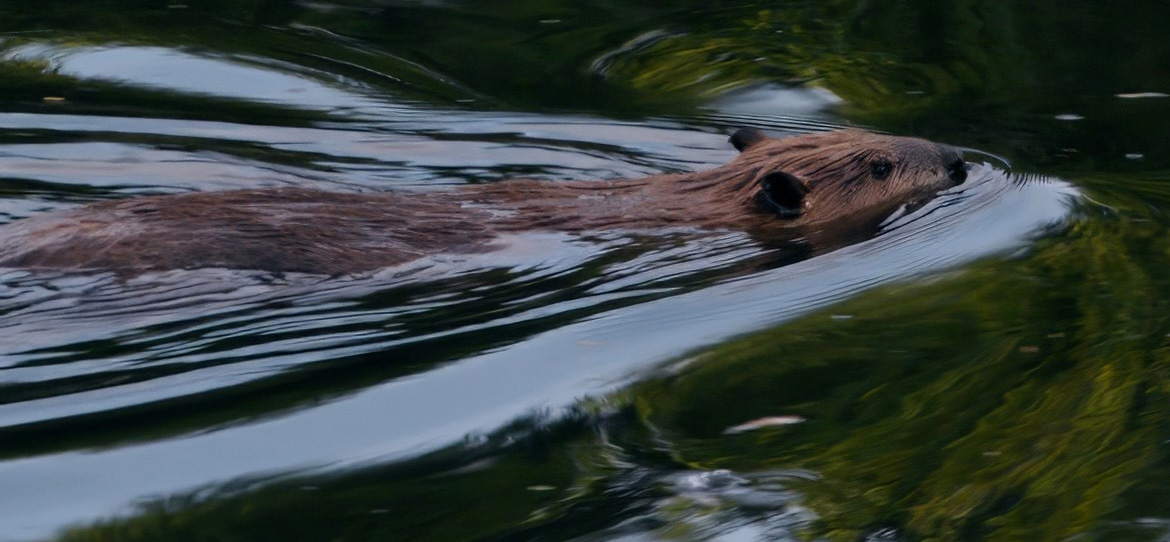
[{"left": 0, "top": 129, "right": 967, "bottom": 275}]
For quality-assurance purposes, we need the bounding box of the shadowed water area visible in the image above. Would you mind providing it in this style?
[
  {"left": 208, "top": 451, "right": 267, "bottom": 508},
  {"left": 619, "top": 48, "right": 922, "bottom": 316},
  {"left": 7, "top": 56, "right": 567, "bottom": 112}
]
[{"left": 0, "top": 1, "right": 1168, "bottom": 541}]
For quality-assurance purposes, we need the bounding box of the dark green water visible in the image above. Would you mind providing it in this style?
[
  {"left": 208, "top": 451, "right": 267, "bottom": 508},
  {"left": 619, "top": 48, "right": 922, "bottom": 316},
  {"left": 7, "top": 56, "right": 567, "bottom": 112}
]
[{"left": 1, "top": 1, "right": 1168, "bottom": 541}]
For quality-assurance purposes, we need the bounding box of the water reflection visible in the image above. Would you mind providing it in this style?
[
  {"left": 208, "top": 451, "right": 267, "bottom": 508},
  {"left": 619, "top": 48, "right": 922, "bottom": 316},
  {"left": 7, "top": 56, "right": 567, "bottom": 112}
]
[{"left": 8, "top": 45, "right": 376, "bottom": 112}]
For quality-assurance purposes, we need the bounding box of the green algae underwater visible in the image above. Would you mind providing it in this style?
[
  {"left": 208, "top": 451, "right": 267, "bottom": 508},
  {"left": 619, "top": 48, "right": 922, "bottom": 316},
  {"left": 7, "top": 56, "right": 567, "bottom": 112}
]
[{"left": 2, "top": 1, "right": 1170, "bottom": 541}]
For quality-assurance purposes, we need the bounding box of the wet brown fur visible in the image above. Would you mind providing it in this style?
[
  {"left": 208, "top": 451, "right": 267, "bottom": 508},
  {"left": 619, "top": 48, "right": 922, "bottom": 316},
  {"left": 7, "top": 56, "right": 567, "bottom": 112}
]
[{"left": 0, "top": 129, "right": 966, "bottom": 275}]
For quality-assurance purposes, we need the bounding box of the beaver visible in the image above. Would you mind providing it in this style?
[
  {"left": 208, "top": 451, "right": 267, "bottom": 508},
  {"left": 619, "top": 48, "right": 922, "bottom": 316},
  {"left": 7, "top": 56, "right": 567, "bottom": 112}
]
[{"left": 0, "top": 129, "right": 967, "bottom": 275}]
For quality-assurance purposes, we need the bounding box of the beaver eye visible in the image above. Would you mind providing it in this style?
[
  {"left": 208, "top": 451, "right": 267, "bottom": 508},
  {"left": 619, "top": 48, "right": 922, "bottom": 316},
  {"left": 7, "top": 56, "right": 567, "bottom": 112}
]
[{"left": 870, "top": 160, "right": 893, "bottom": 181}]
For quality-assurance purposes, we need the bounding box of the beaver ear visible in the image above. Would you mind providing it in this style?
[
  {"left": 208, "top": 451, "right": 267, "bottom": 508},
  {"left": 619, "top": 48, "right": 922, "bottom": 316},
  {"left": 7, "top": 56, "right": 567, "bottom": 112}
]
[
  {"left": 730, "top": 128, "right": 769, "bottom": 152},
  {"left": 755, "top": 172, "right": 809, "bottom": 218}
]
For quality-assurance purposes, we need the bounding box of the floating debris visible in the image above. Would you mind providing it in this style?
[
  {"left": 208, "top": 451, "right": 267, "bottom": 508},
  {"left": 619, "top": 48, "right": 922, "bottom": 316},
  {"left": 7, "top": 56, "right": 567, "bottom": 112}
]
[
  {"left": 1116, "top": 92, "right": 1169, "bottom": 99},
  {"left": 725, "top": 415, "right": 806, "bottom": 434}
]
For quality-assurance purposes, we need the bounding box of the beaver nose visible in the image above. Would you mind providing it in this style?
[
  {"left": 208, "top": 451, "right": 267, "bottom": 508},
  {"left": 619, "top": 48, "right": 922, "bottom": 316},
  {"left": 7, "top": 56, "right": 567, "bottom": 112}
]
[
  {"left": 947, "top": 158, "right": 967, "bottom": 185},
  {"left": 941, "top": 146, "right": 967, "bottom": 185}
]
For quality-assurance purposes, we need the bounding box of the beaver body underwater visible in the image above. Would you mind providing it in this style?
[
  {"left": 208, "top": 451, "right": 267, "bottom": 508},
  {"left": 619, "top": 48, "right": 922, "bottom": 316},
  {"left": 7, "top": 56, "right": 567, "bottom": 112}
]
[{"left": 0, "top": 129, "right": 967, "bottom": 275}]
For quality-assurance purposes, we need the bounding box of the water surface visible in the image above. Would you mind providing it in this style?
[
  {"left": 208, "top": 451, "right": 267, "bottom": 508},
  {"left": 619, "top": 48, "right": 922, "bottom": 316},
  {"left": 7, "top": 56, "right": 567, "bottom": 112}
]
[{"left": 1, "top": 1, "right": 1169, "bottom": 541}]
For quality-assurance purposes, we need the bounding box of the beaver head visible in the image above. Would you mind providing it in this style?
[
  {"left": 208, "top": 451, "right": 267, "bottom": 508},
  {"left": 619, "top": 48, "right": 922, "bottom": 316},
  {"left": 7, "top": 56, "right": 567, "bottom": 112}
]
[{"left": 724, "top": 128, "right": 967, "bottom": 231}]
